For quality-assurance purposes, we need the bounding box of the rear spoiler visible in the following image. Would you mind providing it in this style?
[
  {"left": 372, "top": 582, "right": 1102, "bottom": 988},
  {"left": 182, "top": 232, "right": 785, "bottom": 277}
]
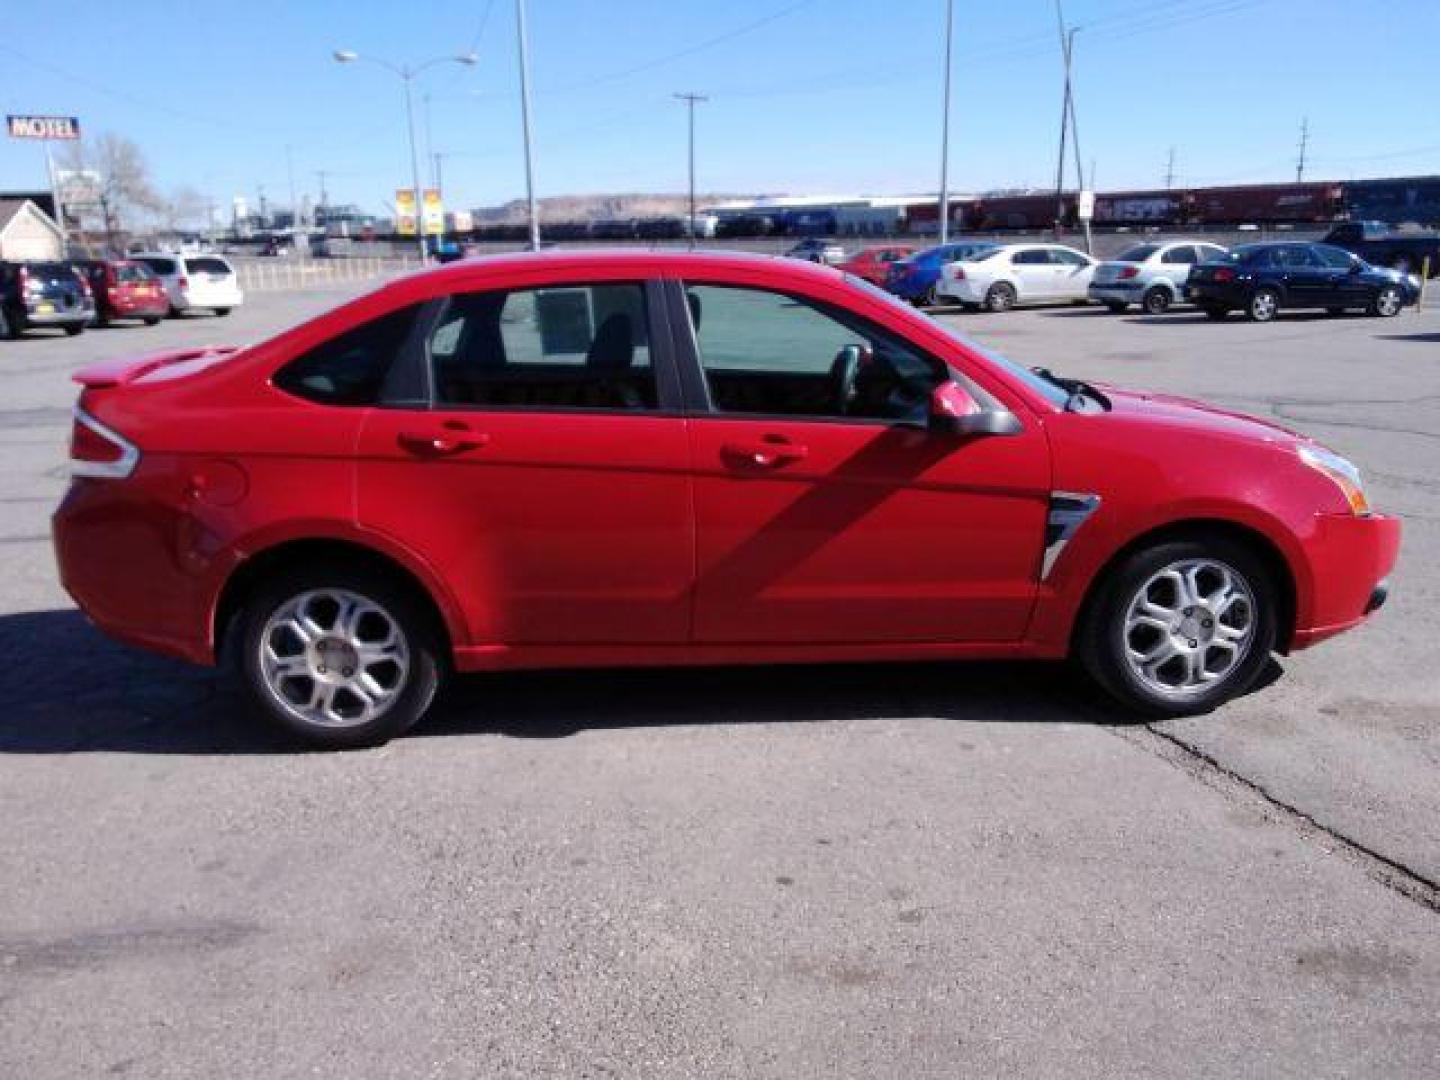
[{"left": 73, "top": 346, "right": 240, "bottom": 389}]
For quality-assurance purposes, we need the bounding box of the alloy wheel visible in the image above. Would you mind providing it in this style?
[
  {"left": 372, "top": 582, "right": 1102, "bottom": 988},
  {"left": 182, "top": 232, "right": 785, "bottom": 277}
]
[
  {"left": 258, "top": 588, "right": 411, "bottom": 728},
  {"left": 1375, "top": 287, "right": 1402, "bottom": 317},
  {"left": 1121, "top": 558, "right": 1257, "bottom": 700}
]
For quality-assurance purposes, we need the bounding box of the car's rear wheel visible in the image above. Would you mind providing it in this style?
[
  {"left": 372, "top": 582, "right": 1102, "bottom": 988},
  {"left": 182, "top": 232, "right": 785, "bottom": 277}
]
[
  {"left": 1105, "top": 301, "right": 1128, "bottom": 313},
  {"left": 1142, "top": 286, "right": 1172, "bottom": 315},
  {"left": 214, "top": 307, "right": 232, "bottom": 317},
  {"left": 143, "top": 316, "right": 161, "bottom": 326},
  {"left": 64, "top": 324, "right": 85, "bottom": 336},
  {"left": 1370, "top": 285, "right": 1404, "bottom": 318},
  {"left": 1246, "top": 288, "right": 1280, "bottom": 322},
  {"left": 1078, "top": 537, "right": 1277, "bottom": 717},
  {"left": 984, "top": 282, "right": 1017, "bottom": 312},
  {"left": 238, "top": 567, "right": 443, "bottom": 749}
]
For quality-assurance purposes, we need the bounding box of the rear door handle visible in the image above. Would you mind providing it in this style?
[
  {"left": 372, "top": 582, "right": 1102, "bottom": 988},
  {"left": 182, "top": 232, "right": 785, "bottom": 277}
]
[
  {"left": 397, "top": 425, "right": 489, "bottom": 457},
  {"left": 721, "top": 436, "right": 809, "bottom": 469}
]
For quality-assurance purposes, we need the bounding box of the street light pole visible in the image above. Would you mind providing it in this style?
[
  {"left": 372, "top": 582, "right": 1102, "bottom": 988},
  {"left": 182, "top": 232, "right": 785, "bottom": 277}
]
[
  {"left": 334, "top": 48, "right": 478, "bottom": 266},
  {"left": 938, "top": 0, "right": 954, "bottom": 245},
  {"left": 674, "top": 92, "right": 707, "bottom": 248},
  {"left": 515, "top": 0, "right": 541, "bottom": 251}
]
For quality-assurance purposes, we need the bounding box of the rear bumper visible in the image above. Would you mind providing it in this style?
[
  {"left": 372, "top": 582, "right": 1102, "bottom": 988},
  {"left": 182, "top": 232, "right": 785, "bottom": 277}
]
[
  {"left": 1185, "top": 283, "right": 1243, "bottom": 306},
  {"left": 25, "top": 303, "right": 94, "bottom": 326},
  {"left": 1290, "top": 512, "right": 1402, "bottom": 650},
  {"left": 106, "top": 295, "right": 169, "bottom": 317}
]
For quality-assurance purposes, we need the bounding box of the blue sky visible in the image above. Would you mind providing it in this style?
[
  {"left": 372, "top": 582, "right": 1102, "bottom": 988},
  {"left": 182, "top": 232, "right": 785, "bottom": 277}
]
[{"left": 1, "top": 0, "right": 1436, "bottom": 218}]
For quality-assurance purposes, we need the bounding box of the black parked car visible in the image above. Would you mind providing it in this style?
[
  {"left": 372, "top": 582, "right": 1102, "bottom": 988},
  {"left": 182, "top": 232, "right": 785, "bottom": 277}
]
[
  {"left": 1186, "top": 242, "right": 1420, "bottom": 322},
  {"left": 0, "top": 260, "right": 96, "bottom": 339}
]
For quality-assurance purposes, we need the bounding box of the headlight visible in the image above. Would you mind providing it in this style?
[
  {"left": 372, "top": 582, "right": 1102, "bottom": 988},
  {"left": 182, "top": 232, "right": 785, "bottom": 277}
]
[{"left": 1299, "top": 445, "right": 1371, "bottom": 516}]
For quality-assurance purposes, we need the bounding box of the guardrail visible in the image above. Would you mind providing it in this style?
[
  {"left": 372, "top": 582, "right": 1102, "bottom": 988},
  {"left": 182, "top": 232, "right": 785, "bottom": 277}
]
[{"left": 234, "top": 257, "right": 419, "bottom": 294}]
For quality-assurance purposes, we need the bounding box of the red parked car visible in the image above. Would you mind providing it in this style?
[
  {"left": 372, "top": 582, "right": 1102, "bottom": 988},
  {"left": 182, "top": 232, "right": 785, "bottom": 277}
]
[
  {"left": 837, "top": 244, "right": 916, "bottom": 285},
  {"left": 71, "top": 259, "right": 169, "bottom": 326},
  {"left": 53, "top": 251, "right": 1399, "bottom": 748}
]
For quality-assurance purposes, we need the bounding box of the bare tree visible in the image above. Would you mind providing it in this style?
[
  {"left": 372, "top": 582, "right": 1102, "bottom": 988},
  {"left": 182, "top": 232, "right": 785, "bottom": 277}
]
[
  {"left": 61, "top": 133, "right": 162, "bottom": 248},
  {"left": 161, "top": 185, "right": 209, "bottom": 234}
]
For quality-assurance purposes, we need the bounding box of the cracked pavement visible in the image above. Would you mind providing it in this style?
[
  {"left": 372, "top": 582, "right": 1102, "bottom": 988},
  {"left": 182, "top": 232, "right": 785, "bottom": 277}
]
[{"left": 1, "top": 281, "right": 1437, "bottom": 1077}]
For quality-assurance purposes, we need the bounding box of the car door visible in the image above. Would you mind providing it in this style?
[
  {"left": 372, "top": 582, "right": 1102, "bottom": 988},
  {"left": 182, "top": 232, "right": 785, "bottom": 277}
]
[
  {"left": 1275, "top": 245, "right": 1330, "bottom": 307},
  {"left": 671, "top": 278, "right": 1050, "bottom": 645},
  {"left": 353, "top": 278, "right": 695, "bottom": 647},
  {"left": 1009, "top": 248, "right": 1056, "bottom": 300},
  {"left": 1314, "top": 243, "right": 1369, "bottom": 307},
  {"left": 1050, "top": 248, "right": 1095, "bottom": 299}
]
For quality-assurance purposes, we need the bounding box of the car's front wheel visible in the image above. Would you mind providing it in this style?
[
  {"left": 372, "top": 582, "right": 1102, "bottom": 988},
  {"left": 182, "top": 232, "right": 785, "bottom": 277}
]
[
  {"left": 984, "top": 282, "right": 1017, "bottom": 312},
  {"left": 238, "top": 567, "right": 443, "bottom": 749},
  {"left": 1077, "top": 537, "right": 1278, "bottom": 717},
  {"left": 1370, "top": 285, "right": 1404, "bottom": 318},
  {"left": 1246, "top": 287, "right": 1281, "bottom": 322}
]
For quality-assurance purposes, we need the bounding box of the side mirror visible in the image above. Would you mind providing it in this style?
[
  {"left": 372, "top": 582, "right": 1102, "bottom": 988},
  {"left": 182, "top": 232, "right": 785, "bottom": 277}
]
[{"left": 928, "top": 381, "right": 1023, "bottom": 436}]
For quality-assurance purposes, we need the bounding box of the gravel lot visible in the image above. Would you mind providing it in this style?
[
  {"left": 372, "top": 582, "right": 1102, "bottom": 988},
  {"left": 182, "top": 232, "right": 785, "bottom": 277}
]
[{"left": 1, "top": 279, "right": 1437, "bottom": 1077}]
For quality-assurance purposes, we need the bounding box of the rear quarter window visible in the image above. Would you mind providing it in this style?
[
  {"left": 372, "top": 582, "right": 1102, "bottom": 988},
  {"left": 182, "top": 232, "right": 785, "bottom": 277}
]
[
  {"left": 138, "top": 257, "right": 177, "bottom": 275},
  {"left": 185, "top": 257, "right": 232, "bottom": 275},
  {"left": 273, "top": 304, "right": 421, "bottom": 406}
]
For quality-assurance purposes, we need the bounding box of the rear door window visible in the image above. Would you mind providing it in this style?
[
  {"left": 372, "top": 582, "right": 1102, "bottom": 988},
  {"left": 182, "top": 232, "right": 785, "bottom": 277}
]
[{"left": 429, "top": 282, "right": 657, "bottom": 411}]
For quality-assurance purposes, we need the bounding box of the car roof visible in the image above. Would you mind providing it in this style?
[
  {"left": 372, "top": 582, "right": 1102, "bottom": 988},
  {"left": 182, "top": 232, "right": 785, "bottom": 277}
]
[{"left": 399, "top": 248, "right": 848, "bottom": 287}]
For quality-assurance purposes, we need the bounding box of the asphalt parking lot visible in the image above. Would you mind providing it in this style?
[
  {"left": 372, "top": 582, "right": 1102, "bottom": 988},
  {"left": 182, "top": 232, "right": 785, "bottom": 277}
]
[{"left": 1, "top": 281, "right": 1437, "bottom": 1077}]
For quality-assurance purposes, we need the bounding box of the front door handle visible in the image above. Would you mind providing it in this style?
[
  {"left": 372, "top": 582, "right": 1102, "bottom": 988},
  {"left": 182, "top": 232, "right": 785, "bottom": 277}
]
[
  {"left": 397, "top": 425, "right": 489, "bottom": 457},
  {"left": 721, "top": 436, "right": 809, "bottom": 469}
]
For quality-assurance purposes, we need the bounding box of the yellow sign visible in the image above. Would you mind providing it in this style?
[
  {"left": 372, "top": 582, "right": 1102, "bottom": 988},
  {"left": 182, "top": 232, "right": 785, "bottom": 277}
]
[
  {"left": 422, "top": 188, "right": 444, "bottom": 236},
  {"left": 395, "top": 188, "right": 417, "bottom": 236}
]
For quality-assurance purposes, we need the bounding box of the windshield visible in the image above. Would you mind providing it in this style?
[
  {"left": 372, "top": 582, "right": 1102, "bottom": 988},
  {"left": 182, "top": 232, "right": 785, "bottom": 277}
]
[
  {"left": 844, "top": 273, "right": 1072, "bottom": 408},
  {"left": 1115, "top": 244, "right": 1160, "bottom": 262}
]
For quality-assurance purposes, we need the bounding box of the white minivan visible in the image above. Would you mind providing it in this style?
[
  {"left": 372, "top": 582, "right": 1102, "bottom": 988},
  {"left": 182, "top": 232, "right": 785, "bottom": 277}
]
[{"left": 131, "top": 252, "right": 244, "bottom": 318}]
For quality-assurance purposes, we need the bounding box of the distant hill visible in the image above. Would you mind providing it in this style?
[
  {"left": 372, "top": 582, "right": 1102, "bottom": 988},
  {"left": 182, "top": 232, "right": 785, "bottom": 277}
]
[{"left": 471, "top": 193, "right": 763, "bottom": 223}]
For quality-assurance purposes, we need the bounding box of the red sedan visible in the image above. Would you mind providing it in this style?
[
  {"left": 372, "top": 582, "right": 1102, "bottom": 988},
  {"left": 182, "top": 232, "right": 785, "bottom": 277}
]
[
  {"left": 53, "top": 251, "right": 1399, "bottom": 748},
  {"left": 71, "top": 259, "right": 169, "bottom": 326},
  {"left": 837, "top": 244, "right": 916, "bottom": 285}
]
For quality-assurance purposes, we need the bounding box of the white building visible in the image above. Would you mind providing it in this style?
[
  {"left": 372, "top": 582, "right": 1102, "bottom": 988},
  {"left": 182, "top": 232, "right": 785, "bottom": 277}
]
[{"left": 0, "top": 199, "right": 65, "bottom": 261}]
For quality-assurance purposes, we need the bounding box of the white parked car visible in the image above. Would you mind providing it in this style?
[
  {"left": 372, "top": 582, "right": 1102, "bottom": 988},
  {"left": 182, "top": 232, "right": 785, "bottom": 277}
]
[
  {"left": 937, "top": 243, "right": 1097, "bottom": 311},
  {"left": 1089, "top": 240, "right": 1229, "bottom": 314},
  {"left": 131, "top": 252, "right": 244, "bottom": 318}
]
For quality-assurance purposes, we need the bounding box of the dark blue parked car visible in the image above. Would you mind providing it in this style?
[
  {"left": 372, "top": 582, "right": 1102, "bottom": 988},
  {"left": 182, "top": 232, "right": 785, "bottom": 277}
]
[
  {"left": 884, "top": 241, "right": 999, "bottom": 306},
  {"left": 1186, "top": 242, "right": 1421, "bottom": 322}
]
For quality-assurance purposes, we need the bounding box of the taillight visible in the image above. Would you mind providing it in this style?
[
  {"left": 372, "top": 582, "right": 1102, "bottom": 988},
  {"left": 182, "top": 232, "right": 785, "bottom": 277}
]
[
  {"left": 1118, "top": 266, "right": 1140, "bottom": 280},
  {"left": 178, "top": 276, "right": 189, "bottom": 290},
  {"left": 19, "top": 267, "right": 37, "bottom": 293},
  {"left": 78, "top": 276, "right": 93, "bottom": 298},
  {"left": 70, "top": 407, "right": 139, "bottom": 479},
  {"left": 951, "top": 267, "right": 965, "bottom": 280},
  {"left": 1213, "top": 267, "right": 1236, "bottom": 283}
]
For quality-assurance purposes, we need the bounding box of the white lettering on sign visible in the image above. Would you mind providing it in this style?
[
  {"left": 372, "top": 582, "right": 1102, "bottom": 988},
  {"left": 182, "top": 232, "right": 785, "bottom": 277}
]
[{"left": 6, "top": 115, "right": 82, "bottom": 140}]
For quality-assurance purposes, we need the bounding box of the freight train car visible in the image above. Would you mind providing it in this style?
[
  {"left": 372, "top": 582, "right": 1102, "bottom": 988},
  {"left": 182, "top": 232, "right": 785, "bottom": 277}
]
[
  {"left": 971, "top": 193, "right": 1076, "bottom": 231},
  {"left": 1190, "top": 182, "right": 1344, "bottom": 225},
  {"left": 1344, "top": 176, "right": 1440, "bottom": 227}
]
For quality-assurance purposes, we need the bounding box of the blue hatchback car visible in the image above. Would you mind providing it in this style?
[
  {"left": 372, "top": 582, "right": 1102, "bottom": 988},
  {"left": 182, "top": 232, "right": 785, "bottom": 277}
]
[{"left": 884, "top": 241, "right": 1000, "bottom": 305}]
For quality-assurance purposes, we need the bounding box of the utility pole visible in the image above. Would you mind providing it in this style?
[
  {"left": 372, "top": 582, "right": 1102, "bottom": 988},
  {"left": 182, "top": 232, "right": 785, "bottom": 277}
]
[
  {"left": 516, "top": 0, "right": 541, "bottom": 251},
  {"left": 674, "top": 92, "right": 708, "bottom": 248},
  {"left": 1296, "top": 117, "right": 1309, "bottom": 183},
  {"left": 314, "top": 170, "right": 330, "bottom": 211},
  {"left": 938, "top": 0, "right": 955, "bottom": 244},
  {"left": 1051, "top": 0, "right": 1072, "bottom": 237},
  {"left": 1164, "top": 146, "right": 1176, "bottom": 189},
  {"left": 285, "top": 144, "right": 299, "bottom": 230},
  {"left": 432, "top": 152, "right": 446, "bottom": 197}
]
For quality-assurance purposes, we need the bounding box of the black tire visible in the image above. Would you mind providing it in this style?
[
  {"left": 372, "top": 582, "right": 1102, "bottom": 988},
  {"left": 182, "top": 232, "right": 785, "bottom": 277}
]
[
  {"left": 1246, "top": 287, "right": 1281, "bottom": 322},
  {"left": 214, "top": 307, "right": 232, "bottom": 317},
  {"left": 237, "top": 564, "right": 444, "bottom": 749},
  {"left": 1201, "top": 304, "right": 1229, "bottom": 320},
  {"left": 920, "top": 284, "right": 938, "bottom": 308},
  {"left": 1141, "top": 286, "right": 1172, "bottom": 315},
  {"left": 1105, "top": 301, "right": 1129, "bottom": 314},
  {"left": 143, "top": 316, "right": 161, "bottom": 326},
  {"left": 1076, "top": 535, "right": 1278, "bottom": 718},
  {"left": 167, "top": 304, "right": 183, "bottom": 319},
  {"left": 1369, "top": 285, "right": 1404, "bottom": 318},
  {"left": 0, "top": 306, "right": 17, "bottom": 340},
  {"left": 63, "top": 324, "right": 85, "bottom": 337},
  {"left": 984, "top": 282, "right": 1017, "bottom": 312}
]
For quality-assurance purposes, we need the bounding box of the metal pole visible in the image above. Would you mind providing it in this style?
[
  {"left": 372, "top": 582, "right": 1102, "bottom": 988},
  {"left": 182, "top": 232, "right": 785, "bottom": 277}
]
[
  {"left": 674, "top": 93, "right": 707, "bottom": 248},
  {"left": 515, "top": 0, "right": 541, "bottom": 251},
  {"left": 423, "top": 92, "right": 435, "bottom": 188},
  {"left": 1051, "top": 1, "right": 1070, "bottom": 237},
  {"left": 401, "top": 72, "right": 429, "bottom": 265},
  {"left": 1063, "top": 29, "right": 1091, "bottom": 254},
  {"left": 938, "top": 0, "right": 954, "bottom": 244},
  {"left": 45, "top": 145, "right": 66, "bottom": 256}
]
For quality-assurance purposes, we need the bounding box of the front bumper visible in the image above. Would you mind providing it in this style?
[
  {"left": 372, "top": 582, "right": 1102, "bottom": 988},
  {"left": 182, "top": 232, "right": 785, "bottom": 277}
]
[{"left": 1290, "top": 512, "right": 1402, "bottom": 650}]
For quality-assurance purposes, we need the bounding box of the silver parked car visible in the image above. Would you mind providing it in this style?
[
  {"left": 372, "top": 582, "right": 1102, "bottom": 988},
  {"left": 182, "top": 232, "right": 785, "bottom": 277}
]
[{"left": 1089, "top": 239, "right": 1228, "bottom": 314}]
